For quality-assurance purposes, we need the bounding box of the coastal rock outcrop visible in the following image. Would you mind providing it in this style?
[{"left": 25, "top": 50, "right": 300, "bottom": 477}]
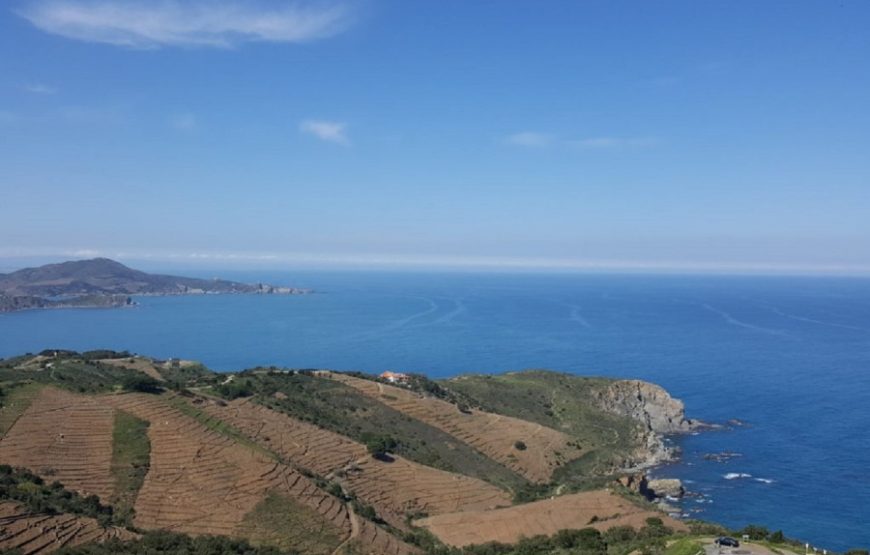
[
  {"left": 646, "top": 478, "right": 684, "bottom": 499},
  {"left": 614, "top": 473, "right": 684, "bottom": 500},
  {"left": 594, "top": 379, "right": 701, "bottom": 434}
]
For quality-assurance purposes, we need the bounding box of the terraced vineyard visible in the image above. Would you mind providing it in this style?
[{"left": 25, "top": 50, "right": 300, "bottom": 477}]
[
  {"left": 328, "top": 373, "right": 585, "bottom": 483},
  {"left": 0, "top": 501, "right": 136, "bottom": 555},
  {"left": 414, "top": 490, "right": 688, "bottom": 547},
  {"left": 0, "top": 387, "right": 116, "bottom": 500},
  {"left": 104, "top": 393, "right": 415, "bottom": 554},
  {"left": 201, "top": 397, "right": 511, "bottom": 528}
]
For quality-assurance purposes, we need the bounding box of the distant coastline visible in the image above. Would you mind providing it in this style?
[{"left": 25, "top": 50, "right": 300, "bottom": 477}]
[{"left": 0, "top": 258, "right": 311, "bottom": 313}]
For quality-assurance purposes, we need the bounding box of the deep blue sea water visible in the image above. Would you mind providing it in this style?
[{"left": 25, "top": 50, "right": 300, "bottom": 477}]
[{"left": 1, "top": 271, "right": 868, "bottom": 550}]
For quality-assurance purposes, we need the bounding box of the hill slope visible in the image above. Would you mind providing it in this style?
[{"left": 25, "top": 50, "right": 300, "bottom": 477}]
[{"left": 0, "top": 350, "right": 711, "bottom": 555}]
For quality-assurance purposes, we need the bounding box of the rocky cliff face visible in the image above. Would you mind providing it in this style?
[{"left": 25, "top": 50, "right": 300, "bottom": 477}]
[
  {"left": 594, "top": 379, "right": 705, "bottom": 471},
  {"left": 595, "top": 379, "right": 700, "bottom": 435}
]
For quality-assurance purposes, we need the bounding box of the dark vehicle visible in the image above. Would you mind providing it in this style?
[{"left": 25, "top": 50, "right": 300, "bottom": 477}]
[{"left": 716, "top": 537, "right": 740, "bottom": 548}]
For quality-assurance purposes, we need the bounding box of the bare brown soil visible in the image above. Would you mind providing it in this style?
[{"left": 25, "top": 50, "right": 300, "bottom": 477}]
[
  {"left": 201, "top": 397, "right": 511, "bottom": 529},
  {"left": 414, "top": 489, "right": 688, "bottom": 548},
  {"left": 104, "top": 394, "right": 418, "bottom": 555},
  {"left": 0, "top": 501, "right": 136, "bottom": 555},
  {"left": 0, "top": 387, "right": 116, "bottom": 500},
  {"left": 328, "top": 374, "right": 584, "bottom": 483}
]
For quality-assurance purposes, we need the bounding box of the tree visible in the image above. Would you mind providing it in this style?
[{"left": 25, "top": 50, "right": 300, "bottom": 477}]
[
  {"left": 120, "top": 374, "right": 163, "bottom": 394},
  {"left": 364, "top": 435, "right": 397, "bottom": 461},
  {"left": 514, "top": 440, "right": 527, "bottom": 451}
]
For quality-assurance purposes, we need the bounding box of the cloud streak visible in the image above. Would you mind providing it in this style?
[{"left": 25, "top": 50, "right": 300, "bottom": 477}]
[
  {"left": 16, "top": 0, "right": 353, "bottom": 48},
  {"left": 506, "top": 131, "right": 659, "bottom": 151},
  {"left": 23, "top": 83, "right": 56, "bottom": 94},
  {"left": 568, "top": 137, "right": 660, "bottom": 149},
  {"left": 504, "top": 131, "right": 553, "bottom": 148},
  {"left": 300, "top": 119, "right": 349, "bottom": 145}
]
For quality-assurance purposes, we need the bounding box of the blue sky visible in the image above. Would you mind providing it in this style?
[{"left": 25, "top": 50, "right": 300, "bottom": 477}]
[{"left": 1, "top": 1, "right": 868, "bottom": 274}]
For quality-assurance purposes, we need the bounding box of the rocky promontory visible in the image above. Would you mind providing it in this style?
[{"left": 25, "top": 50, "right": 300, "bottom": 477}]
[{"left": 594, "top": 379, "right": 703, "bottom": 434}]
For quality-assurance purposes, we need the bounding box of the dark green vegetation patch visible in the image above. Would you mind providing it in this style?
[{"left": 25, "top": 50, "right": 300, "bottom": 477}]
[
  {"left": 0, "top": 465, "right": 119, "bottom": 527},
  {"left": 54, "top": 532, "right": 292, "bottom": 555},
  {"left": 110, "top": 410, "right": 151, "bottom": 526}
]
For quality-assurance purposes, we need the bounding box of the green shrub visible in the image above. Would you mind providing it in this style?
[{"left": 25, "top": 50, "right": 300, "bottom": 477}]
[
  {"left": 120, "top": 374, "right": 163, "bottom": 394},
  {"left": 741, "top": 524, "right": 770, "bottom": 541},
  {"left": 363, "top": 435, "right": 398, "bottom": 460},
  {"left": 55, "top": 531, "right": 290, "bottom": 554},
  {"left": 0, "top": 466, "right": 117, "bottom": 526}
]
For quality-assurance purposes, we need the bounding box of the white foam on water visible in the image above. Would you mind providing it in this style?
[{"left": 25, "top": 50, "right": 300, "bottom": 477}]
[{"left": 724, "top": 472, "right": 753, "bottom": 480}]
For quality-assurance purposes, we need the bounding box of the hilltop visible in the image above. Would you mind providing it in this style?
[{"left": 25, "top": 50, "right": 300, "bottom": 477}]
[
  {"left": 0, "top": 350, "right": 845, "bottom": 555},
  {"left": 0, "top": 258, "right": 309, "bottom": 313}
]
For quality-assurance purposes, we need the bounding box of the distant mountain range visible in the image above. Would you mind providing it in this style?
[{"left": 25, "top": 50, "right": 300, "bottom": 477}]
[{"left": 0, "top": 258, "right": 309, "bottom": 312}]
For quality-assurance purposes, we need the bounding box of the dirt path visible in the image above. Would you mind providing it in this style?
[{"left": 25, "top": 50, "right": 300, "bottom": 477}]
[{"left": 331, "top": 504, "right": 361, "bottom": 555}]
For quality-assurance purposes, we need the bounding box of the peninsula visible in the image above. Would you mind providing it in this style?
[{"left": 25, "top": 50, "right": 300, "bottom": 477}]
[{"left": 0, "top": 258, "right": 309, "bottom": 313}]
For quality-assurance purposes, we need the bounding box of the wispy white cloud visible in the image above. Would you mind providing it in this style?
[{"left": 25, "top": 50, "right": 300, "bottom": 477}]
[
  {"left": 504, "top": 131, "right": 553, "bottom": 148},
  {"left": 168, "top": 113, "right": 197, "bottom": 132},
  {"left": 300, "top": 119, "right": 349, "bottom": 145},
  {"left": 506, "top": 131, "right": 659, "bottom": 151},
  {"left": 568, "top": 136, "right": 660, "bottom": 149},
  {"left": 23, "top": 83, "right": 56, "bottom": 94},
  {"left": 16, "top": 0, "right": 353, "bottom": 48}
]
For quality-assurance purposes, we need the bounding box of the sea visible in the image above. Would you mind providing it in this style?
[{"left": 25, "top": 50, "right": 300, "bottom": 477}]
[{"left": 1, "top": 270, "right": 868, "bottom": 551}]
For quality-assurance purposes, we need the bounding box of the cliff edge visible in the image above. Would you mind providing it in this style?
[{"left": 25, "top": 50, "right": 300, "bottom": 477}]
[{"left": 595, "top": 379, "right": 702, "bottom": 435}]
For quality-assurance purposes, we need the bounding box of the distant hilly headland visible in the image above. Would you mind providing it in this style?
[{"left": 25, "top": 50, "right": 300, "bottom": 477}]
[
  {"left": 0, "top": 350, "right": 837, "bottom": 555},
  {"left": 0, "top": 258, "right": 309, "bottom": 313}
]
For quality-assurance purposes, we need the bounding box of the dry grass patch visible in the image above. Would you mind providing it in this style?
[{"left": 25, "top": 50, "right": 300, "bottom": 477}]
[
  {"left": 239, "top": 492, "right": 345, "bottom": 555},
  {"left": 98, "top": 357, "right": 165, "bottom": 382},
  {"left": 0, "top": 383, "right": 43, "bottom": 437}
]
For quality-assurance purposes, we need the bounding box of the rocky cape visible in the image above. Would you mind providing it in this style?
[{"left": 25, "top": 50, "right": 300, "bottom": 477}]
[
  {"left": 595, "top": 379, "right": 709, "bottom": 470},
  {"left": 0, "top": 258, "right": 310, "bottom": 313}
]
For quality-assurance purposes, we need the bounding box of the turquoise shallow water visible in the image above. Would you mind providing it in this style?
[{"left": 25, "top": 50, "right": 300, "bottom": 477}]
[{"left": 1, "top": 271, "right": 868, "bottom": 550}]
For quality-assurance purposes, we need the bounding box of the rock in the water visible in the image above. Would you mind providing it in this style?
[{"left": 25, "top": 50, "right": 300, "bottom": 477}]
[{"left": 646, "top": 478, "right": 685, "bottom": 499}]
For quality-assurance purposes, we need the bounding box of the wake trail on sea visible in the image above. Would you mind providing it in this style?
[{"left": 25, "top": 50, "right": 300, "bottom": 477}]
[
  {"left": 344, "top": 296, "right": 440, "bottom": 341},
  {"left": 567, "top": 304, "right": 592, "bottom": 328},
  {"left": 764, "top": 305, "right": 869, "bottom": 333},
  {"left": 424, "top": 298, "right": 466, "bottom": 326},
  {"left": 700, "top": 304, "right": 789, "bottom": 337}
]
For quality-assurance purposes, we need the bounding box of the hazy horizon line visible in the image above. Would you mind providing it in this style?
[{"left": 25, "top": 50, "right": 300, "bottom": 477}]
[{"left": 1, "top": 250, "right": 869, "bottom": 278}]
